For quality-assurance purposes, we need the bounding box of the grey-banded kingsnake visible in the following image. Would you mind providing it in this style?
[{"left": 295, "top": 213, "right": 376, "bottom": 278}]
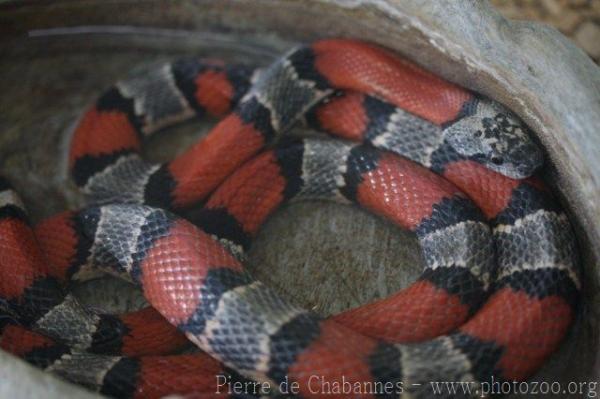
[{"left": 0, "top": 38, "right": 579, "bottom": 398}]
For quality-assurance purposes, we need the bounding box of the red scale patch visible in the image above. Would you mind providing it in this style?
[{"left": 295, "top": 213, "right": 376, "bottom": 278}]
[
  {"left": 194, "top": 70, "right": 235, "bottom": 117},
  {"left": 139, "top": 220, "right": 243, "bottom": 326},
  {"left": 0, "top": 218, "right": 47, "bottom": 299},
  {"left": 356, "top": 152, "right": 463, "bottom": 231},
  {"left": 168, "top": 114, "right": 266, "bottom": 208},
  {"left": 0, "top": 325, "right": 55, "bottom": 357},
  {"left": 314, "top": 93, "right": 368, "bottom": 141},
  {"left": 288, "top": 321, "right": 379, "bottom": 398},
  {"left": 119, "top": 307, "right": 189, "bottom": 357},
  {"left": 69, "top": 108, "right": 141, "bottom": 168},
  {"left": 35, "top": 211, "right": 79, "bottom": 282},
  {"left": 442, "top": 160, "right": 521, "bottom": 219},
  {"left": 137, "top": 353, "right": 226, "bottom": 399},
  {"left": 312, "top": 39, "right": 472, "bottom": 125},
  {"left": 460, "top": 288, "right": 573, "bottom": 381},
  {"left": 205, "top": 150, "right": 287, "bottom": 235},
  {"left": 333, "top": 280, "right": 470, "bottom": 343}
]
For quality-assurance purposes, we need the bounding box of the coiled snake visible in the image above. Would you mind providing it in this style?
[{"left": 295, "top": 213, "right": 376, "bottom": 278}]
[{"left": 0, "top": 39, "right": 579, "bottom": 398}]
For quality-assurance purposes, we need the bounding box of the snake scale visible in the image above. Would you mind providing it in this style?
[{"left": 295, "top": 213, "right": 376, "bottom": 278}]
[{"left": 0, "top": 39, "right": 580, "bottom": 398}]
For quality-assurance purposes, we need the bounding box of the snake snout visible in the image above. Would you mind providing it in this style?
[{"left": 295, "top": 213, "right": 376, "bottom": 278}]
[
  {"left": 494, "top": 141, "right": 544, "bottom": 179},
  {"left": 443, "top": 96, "right": 544, "bottom": 179}
]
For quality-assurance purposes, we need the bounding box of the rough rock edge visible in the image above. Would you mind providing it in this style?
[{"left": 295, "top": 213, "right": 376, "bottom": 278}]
[{"left": 0, "top": 350, "right": 100, "bottom": 398}]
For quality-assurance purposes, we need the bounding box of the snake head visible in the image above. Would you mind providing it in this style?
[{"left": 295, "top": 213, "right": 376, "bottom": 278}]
[{"left": 442, "top": 96, "right": 543, "bottom": 179}]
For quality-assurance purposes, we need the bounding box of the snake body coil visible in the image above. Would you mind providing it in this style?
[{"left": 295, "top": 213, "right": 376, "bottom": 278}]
[{"left": 0, "top": 39, "right": 579, "bottom": 398}]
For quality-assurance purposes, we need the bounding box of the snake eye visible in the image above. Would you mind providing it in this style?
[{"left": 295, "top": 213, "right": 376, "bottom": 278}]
[
  {"left": 474, "top": 130, "right": 482, "bottom": 137},
  {"left": 491, "top": 156, "right": 503, "bottom": 165}
]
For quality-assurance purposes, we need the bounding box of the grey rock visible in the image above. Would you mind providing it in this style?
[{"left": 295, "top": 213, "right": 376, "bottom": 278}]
[{"left": 0, "top": 350, "right": 100, "bottom": 398}]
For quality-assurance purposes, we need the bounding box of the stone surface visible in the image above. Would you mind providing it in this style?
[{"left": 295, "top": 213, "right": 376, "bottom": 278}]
[
  {"left": 0, "top": 350, "right": 100, "bottom": 398},
  {"left": 491, "top": 0, "right": 600, "bottom": 50},
  {"left": 0, "top": 0, "right": 599, "bottom": 398}
]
